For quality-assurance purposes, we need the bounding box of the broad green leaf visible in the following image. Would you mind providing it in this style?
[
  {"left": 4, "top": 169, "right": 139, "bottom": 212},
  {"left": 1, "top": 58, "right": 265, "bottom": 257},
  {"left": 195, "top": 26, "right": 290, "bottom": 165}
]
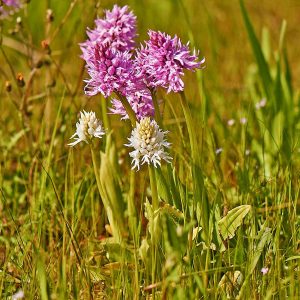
[
  {"left": 37, "top": 257, "right": 49, "bottom": 300},
  {"left": 144, "top": 198, "right": 161, "bottom": 241},
  {"left": 99, "top": 151, "right": 125, "bottom": 242},
  {"left": 160, "top": 202, "right": 184, "bottom": 221},
  {"left": 219, "top": 270, "right": 243, "bottom": 299},
  {"left": 250, "top": 226, "right": 272, "bottom": 274},
  {"left": 218, "top": 205, "right": 251, "bottom": 240},
  {"left": 272, "top": 111, "right": 284, "bottom": 149},
  {"left": 139, "top": 238, "right": 150, "bottom": 263},
  {"left": 88, "top": 269, "right": 106, "bottom": 283}
]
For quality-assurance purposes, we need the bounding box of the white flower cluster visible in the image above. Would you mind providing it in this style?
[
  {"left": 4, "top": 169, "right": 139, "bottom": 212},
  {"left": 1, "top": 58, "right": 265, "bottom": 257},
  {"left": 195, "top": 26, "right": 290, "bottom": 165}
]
[
  {"left": 68, "top": 111, "right": 105, "bottom": 146},
  {"left": 126, "top": 117, "right": 172, "bottom": 170}
]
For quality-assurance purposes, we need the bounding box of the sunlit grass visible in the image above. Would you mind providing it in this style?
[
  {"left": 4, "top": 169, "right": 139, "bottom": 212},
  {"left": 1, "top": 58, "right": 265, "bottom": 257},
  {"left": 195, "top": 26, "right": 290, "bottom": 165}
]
[{"left": 0, "top": 0, "right": 300, "bottom": 299}]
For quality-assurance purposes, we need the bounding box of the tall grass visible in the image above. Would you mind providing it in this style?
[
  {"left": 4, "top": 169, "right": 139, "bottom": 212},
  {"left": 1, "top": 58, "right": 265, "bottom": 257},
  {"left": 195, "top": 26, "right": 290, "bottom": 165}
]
[{"left": 0, "top": 0, "right": 299, "bottom": 299}]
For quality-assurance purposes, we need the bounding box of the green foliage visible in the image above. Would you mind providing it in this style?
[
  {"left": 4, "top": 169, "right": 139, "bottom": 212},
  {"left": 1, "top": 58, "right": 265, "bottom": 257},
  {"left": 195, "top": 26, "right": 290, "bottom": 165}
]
[
  {"left": 218, "top": 205, "right": 251, "bottom": 240},
  {"left": 0, "top": 0, "right": 299, "bottom": 299}
]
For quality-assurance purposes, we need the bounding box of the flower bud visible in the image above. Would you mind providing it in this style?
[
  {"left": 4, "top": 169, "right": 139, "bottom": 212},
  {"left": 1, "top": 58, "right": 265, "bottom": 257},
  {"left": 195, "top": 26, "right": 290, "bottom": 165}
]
[
  {"left": 41, "top": 40, "right": 51, "bottom": 54},
  {"left": 46, "top": 9, "right": 54, "bottom": 22},
  {"left": 16, "top": 73, "right": 25, "bottom": 87},
  {"left": 5, "top": 81, "right": 12, "bottom": 92}
]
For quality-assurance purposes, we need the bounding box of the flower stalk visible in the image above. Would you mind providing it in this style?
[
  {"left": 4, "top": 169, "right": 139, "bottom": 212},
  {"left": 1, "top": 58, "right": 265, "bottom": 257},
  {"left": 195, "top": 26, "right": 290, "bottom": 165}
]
[
  {"left": 148, "top": 164, "right": 159, "bottom": 211},
  {"left": 148, "top": 164, "right": 159, "bottom": 285},
  {"left": 128, "top": 169, "right": 137, "bottom": 234},
  {"left": 150, "top": 89, "right": 162, "bottom": 127},
  {"left": 101, "top": 96, "right": 111, "bottom": 131},
  {"left": 116, "top": 93, "right": 138, "bottom": 125}
]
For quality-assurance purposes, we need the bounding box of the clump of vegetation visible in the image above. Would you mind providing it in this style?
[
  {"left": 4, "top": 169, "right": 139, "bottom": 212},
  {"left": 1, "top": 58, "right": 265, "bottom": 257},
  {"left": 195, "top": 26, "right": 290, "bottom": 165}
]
[{"left": 0, "top": 0, "right": 299, "bottom": 299}]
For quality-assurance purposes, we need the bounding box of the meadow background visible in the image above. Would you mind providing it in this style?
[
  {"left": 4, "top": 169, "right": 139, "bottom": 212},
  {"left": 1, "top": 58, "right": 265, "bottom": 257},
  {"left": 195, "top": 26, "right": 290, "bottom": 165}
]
[{"left": 1, "top": 0, "right": 300, "bottom": 299}]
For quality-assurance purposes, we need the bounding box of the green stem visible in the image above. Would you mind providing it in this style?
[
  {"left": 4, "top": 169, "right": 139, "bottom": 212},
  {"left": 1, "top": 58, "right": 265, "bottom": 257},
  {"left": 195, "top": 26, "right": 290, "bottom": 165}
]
[
  {"left": 90, "top": 146, "right": 104, "bottom": 238},
  {"left": 128, "top": 170, "right": 139, "bottom": 297},
  {"left": 151, "top": 89, "right": 162, "bottom": 127},
  {"left": 128, "top": 170, "right": 137, "bottom": 234},
  {"left": 90, "top": 146, "right": 102, "bottom": 195},
  {"left": 116, "top": 93, "right": 137, "bottom": 126},
  {"left": 148, "top": 165, "right": 159, "bottom": 211},
  {"left": 148, "top": 165, "right": 159, "bottom": 284},
  {"left": 101, "top": 96, "right": 110, "bottom": 131}
]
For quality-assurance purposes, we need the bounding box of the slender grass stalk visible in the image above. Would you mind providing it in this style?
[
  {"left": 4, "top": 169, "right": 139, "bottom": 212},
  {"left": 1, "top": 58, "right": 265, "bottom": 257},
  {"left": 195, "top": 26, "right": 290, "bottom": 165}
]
[
  {"left": 37, "top": 94, "right": 64, "bottom": 244},
  {"left": 179, "top": 91, "right": 210, "bottom": 241},
  {"left": 128, "top": 170, "right": 139, "bottom": 295},
  {"left": 0, "top": 46, "right": 23, "bottom": 98},
  {"left": 90, "top": 146, "right": 103, "bottom": 201},
  {"left": 49, "top": 0, "right": 78, "bottom": 44},
  {"left": 128, "top": 169, "right": 137, "bottom": 234},
  {"left": 90, "top": 146, "right": 112, "bottom": 238}
]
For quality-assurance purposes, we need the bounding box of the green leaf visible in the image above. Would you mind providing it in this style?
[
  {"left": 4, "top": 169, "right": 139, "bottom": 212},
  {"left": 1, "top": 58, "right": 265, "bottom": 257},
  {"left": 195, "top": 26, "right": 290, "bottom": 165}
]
[
  {"left": 139, "top": 238, "right": 150, "bottom": 263},
  {"left": 155, "top": 167, "right": 172, "bottom": 203},
  {"left": 99, "top": 150, "right": 125, "bottom": 242},
  {"left": 144, "top": 198, "right": 161, "bottom": 241},
  {"left": 272, "top": 111, "right": 284, "bottom": 149},
  {"left": 103, "top": 243, "right": 134, "bottom": 263},
  {"left": 218, "top": 205, "right": 251, "bottom": 240},
  {"left": 240, "top": 0, "right": 273, "bottom": 100},
  {"left": 37, "top": 257, "right": 49, "bottom": 300},
  {"left": 285, "top": 256, "right": 300, "bottom": 262},
  {"left": 160, "top": 202, "right": 184, "bottom": 221}
]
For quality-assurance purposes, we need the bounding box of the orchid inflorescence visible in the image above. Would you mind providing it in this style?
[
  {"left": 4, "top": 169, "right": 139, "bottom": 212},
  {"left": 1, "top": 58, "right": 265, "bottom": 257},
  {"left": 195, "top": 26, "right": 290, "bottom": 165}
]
[
  {"left": 126, "top": 117, "right": 172, "bottom": 170},
  {"left": 80, "top": 4, "right": 204, "bottom": 121},
  {"left": 70, "top": 4, "right": 205, "bottom": 170},
  {"left": 68, "top": 111, "right": 105, "bottom": 147}
]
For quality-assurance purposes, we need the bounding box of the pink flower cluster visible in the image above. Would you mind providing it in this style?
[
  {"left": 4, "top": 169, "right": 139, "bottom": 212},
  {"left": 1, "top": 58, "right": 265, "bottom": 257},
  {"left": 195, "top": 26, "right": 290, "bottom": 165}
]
[
  {"left": 82, "top": 5, "right": 137, "bottom": 53},
  {"left": 83, "top": 44, "right": 133, "bottom": 97},
  {"left": 136, "top": 30, "right": 205, "bottom": 93},
  {"left": 80, "top": 5, "right": 204, "bottom": 120}
]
